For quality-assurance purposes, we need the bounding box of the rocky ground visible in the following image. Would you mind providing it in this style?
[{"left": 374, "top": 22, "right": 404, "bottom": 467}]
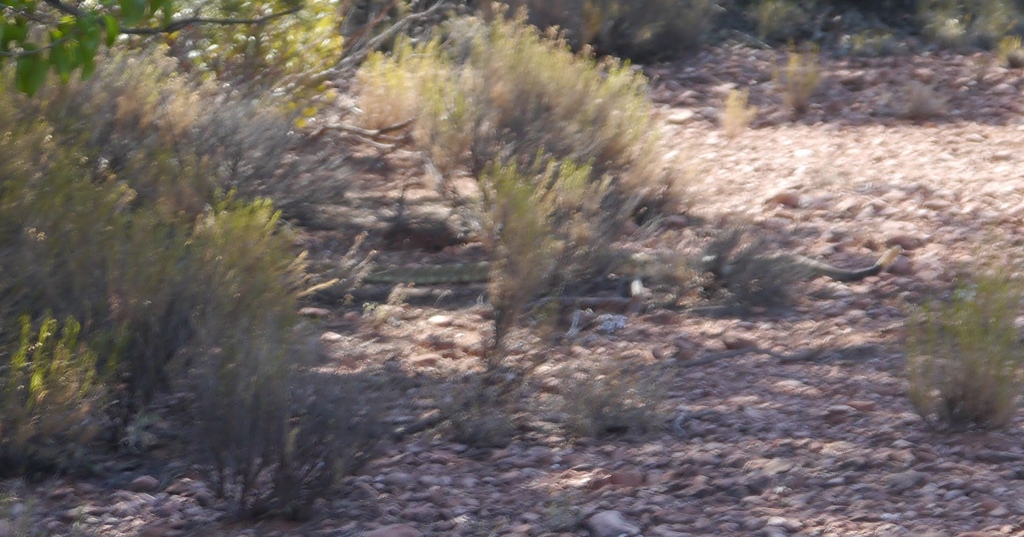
[{"left": 5, "top": 42, "right": 1024, "bottom": 537}]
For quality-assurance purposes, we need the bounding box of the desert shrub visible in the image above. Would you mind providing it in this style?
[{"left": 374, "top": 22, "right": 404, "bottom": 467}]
[
  {"left": 355, "top": 37, "right": 444, "bottom": 131},
  {"left": 0, "top": 56, "right": 308, "bottom": 403},
  {"left": 496, "top": 0, "right": 717, "bottom": 61},
  {"left": 838, "top": 30, "right": 904, "bottom": 57},
  {"left": 447, "top": 400, "right": 519, "bottom": 448},
  {"left": 722, "top": 88, "right": 758, "bottom": 139},
  {"left": 0, "top": 314, "right": 108, "bottom": 476},
  {"left": 774, "top": 46, "right": 820, "bottom": 115},
  {"left": 445, "top": 368, "right": 523, "bottom": 448},
  {"left": 482, "top": 160, "right": 611, "bottom": 347},
  {"left": 1, "top": 56, "right": 380, "bottom": 512},
  {"left": 998, "top": 35, "right": 1024, "bottom": 67},
  {"left": 359, "top": 9, "right": 675, "bottom": 278},
  {"left": 189, "top": 261, "right": 389, "bottom": 518},
  {"left": 919, "top": 0, "right": 1022, "bottom": 49},
  {"left": 558, "top": 364, "right": 660, "bottom": 439},
  {"left": 753, "top": 0, "right": 809, "bottom": 41},
  {"left": 901, "top": 81, "right": 946, "bottom": 120},
  {"left": 27, "top": 49, "right": 342, "bottom": 224},
  {"left": 697, "top": 228, "right": 801, "bottom": 309},
  {"left": 906, "top": 271, "right": 1024, "bottom": 430}
]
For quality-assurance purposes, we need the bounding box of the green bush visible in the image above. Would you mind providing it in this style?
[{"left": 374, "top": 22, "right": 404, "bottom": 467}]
[
  {"left": 0, "top": 314, "right": 107, "bottom": 476},
  {"left": 0, "top": 51, "right": 382, "bottom": 505},
  {"left": 919, "top": 0, "right": 1022, "bottom": 49},
  {"left": 753, "top": 0, "right": 809, "bottom": 41},
  {"left": 358, "top": 10, "right": 679, "bottom": 300},
  {"left": 906, "top": 271, "right": 1024, "bottom": 430},
  {"left": 24, "top": 49, "right": 342, "bottom": 225},
  {"left": 496, "top": 0, "right": 717, "bottom": 61}
]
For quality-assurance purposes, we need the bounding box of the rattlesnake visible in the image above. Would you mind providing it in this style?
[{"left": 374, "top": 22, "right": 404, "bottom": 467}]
[{"left": 365, "top": 246, "right": 902, "bottom": 285}]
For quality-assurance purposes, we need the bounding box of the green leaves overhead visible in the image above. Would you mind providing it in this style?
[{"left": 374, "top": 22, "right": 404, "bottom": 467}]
[
  {"left": 1, "top": 0, "right": 139, "bottom": 93},
  {"left": 15, "top": 46, "right": 49, "bottom": 96},
  {"left": 1, "top": 0, "right": 301, "bottom": 95}
]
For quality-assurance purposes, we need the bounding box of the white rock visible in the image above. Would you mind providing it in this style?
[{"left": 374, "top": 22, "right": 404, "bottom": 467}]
[{"left": 586, "top": 510, "right": 641, "bottom": 537}]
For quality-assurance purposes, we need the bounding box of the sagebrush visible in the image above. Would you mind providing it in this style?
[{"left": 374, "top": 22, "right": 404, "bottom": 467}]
[
  {"left": 357, "top": 9, "right": 679, "bottom": 309},
  {"left": 906, "top": 271, "right": 1024, "bottom": 430},
  {"left": 0, "top": 50, "right": 382, "bottom": 513}
]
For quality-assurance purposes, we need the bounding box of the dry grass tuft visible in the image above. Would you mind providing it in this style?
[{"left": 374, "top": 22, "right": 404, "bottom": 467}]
[
  {"left": 906, "top": 270, "right": 1024, "bottom": 430},
  {"left": 774, "top": 47, "right": 820, "bottom": 115},
  {"left": 697, "top": 228, "right": 801, "bottom": 310},
  {"left": 721, "top": 88, "right": 758, "bottom": 139},
  {"left": 902, "top": 81, "right": 947, "bottom": 120},
  {"left": 998, "top": 35, "right": 1024, "bottom": 68},
  {"left": 557, "top": 364, "right": 661, "bottom": 439}
]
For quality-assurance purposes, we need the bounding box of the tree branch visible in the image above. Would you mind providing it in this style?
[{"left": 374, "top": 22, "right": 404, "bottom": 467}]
[
  {"left": 335, "top": 0, "right": 454, "bottom": 72},
  {"left": 120, "top": 5, "right": 304, "bottom": 35},
  {"left": 42, "top": 0, "right": 83, "bottom": 17}
]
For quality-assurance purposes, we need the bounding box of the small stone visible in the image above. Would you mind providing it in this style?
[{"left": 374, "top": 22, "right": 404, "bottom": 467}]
[
  {"left": 298, "top": 307, "right": 332, "bottom": 318},
  {"left": 426, "top": 315, "right": 454, "bottom": 327},
  {"left": 885, "top": 470, "right": 927, "bottom": 493},
  {"left": 766, "top": 190, "right": 802, "bottom": 208},
  {"left": 923, "top": 198, "right": 953, "bottom": 210},
  {"left": 990, "top": 83, "right": 1016, "bottom": 95},
  {"left": 381, "top": 472, "right": 417, "bottom": 488},
  {"left": 320, "top": 331, "right": 344, "bottom": 343},
  {"left": 847, "top": 400, "right": 877, "bottom": 412},
  {"left": 649, "top": 526, "right": 694, "bottom": 537},
  {"left": 884, "top": 233, "right": 924, "bottom": 250},
  {"left": 399, "top": 505, "right": 439, "bottom": 523},
  {"left": 662, "top": 214, "right": 690, "bottom": 229},
  {"left": 609, "top": 471, "right": 645, "bottom": 488},
  {"left": 129, "top": 475, "right": 161, "bottom": 493},
  {"left": 46, "top": 488, "right": 72, "bottom": 502},
  {"left": 139, "top": 524, "right": 174, "bottom": 537},
  {"left": 666, "top": 110, "right": 697, "bottom": 124},
  {"left": 408, "top": 353, "right": 442, "bottom": 368},
  {"left": 826, "top": 405, "right": 855, "bottom": 415},
  {"left": 888, "top": 255, "right": 913, "bottom": 275},
  {"left": 342, "top": 311, "right": 362, "bottom": 323},
  {"left": 979, "top": 498, "right": 1001, "bottom": 511},
  {"left": 586, "top": 510, "right": 641, "bottom": 537},
  {"left": 361, "top": 524, "right": 424, "bottom": 537},
  {"left": 722, "top": 333, "right": 756, "bottom": 350}
]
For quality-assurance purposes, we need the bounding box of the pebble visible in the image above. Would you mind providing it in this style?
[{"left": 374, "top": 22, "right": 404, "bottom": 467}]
[{"left": 587, "top": 510, "right": 642, "bottom": 537}]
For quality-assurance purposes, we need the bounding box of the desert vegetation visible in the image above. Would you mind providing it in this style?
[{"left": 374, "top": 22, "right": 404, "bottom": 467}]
[{"left": 2, "top": 0, "right": 1024, "bottom": 535}]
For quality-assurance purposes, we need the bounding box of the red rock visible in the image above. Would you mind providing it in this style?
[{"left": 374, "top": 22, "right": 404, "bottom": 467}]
[
  {"left": 847, "top": 400, "right": 876, "bottom": 412},
  {"left": 361, "top": 524, "right": 424, "bottom": 537},
  {"left": 609, "top": 471, "right": 645, "bottom": 488},
  {"left": 766, "top": 190, "right": 802, "bottom": 208},
  {"left": 129, "top": 475, "right": 160, "bottom": 493}
]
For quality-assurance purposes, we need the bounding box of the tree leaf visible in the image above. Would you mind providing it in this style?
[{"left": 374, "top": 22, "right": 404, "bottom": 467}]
[
  {"left": 104, "top": 15, "right": 119, "bottom": 47},
  {"left": 50, "top": 42, "right": 75, "bottom": 83},
  {"left": 15, "top": 47, "right": 49, "bottom": 96},
  {"left": 119, "top": 0, "right": 146, "bottom": 26},
  {"left": 80, "top": 53, "right": 96, "bottom": 80}
]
